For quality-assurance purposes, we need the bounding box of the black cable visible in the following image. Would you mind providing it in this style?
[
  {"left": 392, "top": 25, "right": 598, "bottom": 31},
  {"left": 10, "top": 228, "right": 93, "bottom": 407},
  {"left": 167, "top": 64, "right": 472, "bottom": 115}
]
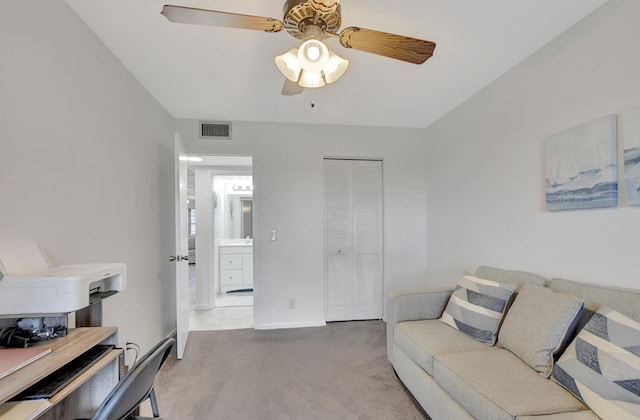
[
  {"left": 125, "top": 342, "right": 141, "bottom": 365},
  {"left": 0, "top": 327, "right": 30, "bottom": 347}
]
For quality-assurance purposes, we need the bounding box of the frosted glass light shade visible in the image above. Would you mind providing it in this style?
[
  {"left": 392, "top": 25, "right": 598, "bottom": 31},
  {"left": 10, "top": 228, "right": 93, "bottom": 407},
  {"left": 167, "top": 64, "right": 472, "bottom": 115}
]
[
  {"left": 275, "top": 39, "right": 348, "bottom": 90},
  {"left": 298, "top": 39, "right": 329, "bottom": 73},
  {"left": 298, "top": 70, "right": 326, "bottom": 88},
  {"left": 275, "top": 48, "right": 301, "bottom": 82},
  {"left": 323, "top": 52, "right": 349, "bottom": 84}
]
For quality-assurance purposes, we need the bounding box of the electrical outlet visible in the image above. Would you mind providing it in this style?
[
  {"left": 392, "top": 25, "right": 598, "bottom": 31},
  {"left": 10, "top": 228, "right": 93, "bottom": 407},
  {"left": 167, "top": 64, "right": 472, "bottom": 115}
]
[{"left": 288, "top": 298, "right": 295, "bottom": 309}]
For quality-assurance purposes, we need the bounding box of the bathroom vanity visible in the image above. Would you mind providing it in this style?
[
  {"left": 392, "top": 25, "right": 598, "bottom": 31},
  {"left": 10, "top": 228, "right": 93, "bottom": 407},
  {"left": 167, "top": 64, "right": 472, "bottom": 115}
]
[{"left": 218, "top": 240, "right": 253, "bottom": 293}]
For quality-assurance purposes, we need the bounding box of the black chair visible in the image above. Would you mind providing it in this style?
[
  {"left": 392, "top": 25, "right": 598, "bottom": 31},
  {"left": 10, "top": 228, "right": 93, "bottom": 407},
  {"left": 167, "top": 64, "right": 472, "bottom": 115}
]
[{"left": 91, "top": 337, "right": 175, "bottom": 420}]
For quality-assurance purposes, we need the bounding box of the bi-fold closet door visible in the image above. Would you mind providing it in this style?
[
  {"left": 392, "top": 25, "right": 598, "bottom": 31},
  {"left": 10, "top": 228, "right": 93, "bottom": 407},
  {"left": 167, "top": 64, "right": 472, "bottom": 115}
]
[{"left": 324, "top": 158, "right": 383, "bottom": 321}]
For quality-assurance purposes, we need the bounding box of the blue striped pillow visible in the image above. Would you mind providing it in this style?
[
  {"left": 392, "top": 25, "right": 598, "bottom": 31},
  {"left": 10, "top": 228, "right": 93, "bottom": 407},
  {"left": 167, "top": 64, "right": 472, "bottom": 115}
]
[
  {"left": 552, "top": 306, "right": 640, "bottom": 419},
  {"left": 439, "top": 275, "right": 517, "bottom": 345}
]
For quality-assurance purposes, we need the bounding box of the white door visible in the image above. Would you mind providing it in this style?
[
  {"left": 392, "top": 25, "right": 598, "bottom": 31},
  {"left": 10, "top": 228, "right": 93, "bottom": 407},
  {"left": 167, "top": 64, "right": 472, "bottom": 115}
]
[
  {"left": 325, "top": 159, "right": 383, "bottom": 321},
  {"left": 173, "top": 135, "right": 190, "bottom": 359}
]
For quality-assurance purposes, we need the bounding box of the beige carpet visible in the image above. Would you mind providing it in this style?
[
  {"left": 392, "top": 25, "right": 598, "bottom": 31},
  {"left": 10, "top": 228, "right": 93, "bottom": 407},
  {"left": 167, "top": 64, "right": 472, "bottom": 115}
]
[{"left": 147, "top": 321, "right": 428, "bottom": 419}]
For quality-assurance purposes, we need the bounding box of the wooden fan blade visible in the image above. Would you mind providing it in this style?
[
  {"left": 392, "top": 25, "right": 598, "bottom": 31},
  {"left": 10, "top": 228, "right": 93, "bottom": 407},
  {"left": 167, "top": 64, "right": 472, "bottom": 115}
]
[
  {"left": 338, "top": 27, "right": 435, "bottom": 64},
  {"left": 282, "top": 78, "right": 304, "bottom": 96},
  {"left": 161, "top": 5, "right": 284, "bottom": 33}
]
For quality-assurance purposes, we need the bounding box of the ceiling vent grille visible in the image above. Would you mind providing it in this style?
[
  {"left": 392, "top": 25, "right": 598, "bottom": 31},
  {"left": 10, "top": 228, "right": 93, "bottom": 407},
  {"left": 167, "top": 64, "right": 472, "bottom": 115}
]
[{"left": 200, "top": 121, "right": 232, "bottom": 139}]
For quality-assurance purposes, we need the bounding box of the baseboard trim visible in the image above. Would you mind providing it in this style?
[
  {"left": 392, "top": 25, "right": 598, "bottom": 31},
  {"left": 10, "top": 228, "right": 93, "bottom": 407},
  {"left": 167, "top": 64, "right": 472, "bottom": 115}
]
[
  {"left": 254, "top": 320, "right": 326, "bottom": 330},
  {"left": 194, "top": 303, "right": 213, "bottom": 311}
]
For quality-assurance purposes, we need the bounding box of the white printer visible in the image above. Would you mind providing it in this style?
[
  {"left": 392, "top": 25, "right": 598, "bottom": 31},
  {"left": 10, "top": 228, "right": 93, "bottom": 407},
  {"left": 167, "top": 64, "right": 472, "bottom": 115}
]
[{"left": 0, "top": 238, "right": 125, "bottom": 316}]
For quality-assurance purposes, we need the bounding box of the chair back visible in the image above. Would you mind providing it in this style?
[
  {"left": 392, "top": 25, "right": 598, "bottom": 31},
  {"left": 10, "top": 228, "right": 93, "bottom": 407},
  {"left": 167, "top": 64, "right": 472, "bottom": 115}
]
[{"left": 91, "top": 337, "right": 175, "bottom": 420}]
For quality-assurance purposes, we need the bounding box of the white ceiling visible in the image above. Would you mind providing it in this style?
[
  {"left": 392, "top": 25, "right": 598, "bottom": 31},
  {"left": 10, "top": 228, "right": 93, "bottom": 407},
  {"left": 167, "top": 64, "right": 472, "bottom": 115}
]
[{"left": 65, "top": 0, "right": 607, "bottom": 128}]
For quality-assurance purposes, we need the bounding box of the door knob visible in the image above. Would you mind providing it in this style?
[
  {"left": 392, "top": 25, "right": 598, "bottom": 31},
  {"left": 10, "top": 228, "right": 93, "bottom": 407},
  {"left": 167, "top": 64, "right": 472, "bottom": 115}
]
[{"left": 169, "top": 255, "right": 190, "bottom": 262}]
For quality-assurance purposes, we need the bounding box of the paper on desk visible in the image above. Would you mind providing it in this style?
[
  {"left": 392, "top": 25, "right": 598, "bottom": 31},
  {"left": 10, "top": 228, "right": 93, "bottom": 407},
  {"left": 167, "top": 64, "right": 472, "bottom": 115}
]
[{"left": 0, "top": 347, "right": 52, "bottom": 380}]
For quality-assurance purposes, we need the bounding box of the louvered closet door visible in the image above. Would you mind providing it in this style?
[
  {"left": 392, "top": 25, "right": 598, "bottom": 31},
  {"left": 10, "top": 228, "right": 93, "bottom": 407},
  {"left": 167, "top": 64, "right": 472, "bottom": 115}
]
[{"left": 325, "top": 159, "right": 383, "bottom": 321}]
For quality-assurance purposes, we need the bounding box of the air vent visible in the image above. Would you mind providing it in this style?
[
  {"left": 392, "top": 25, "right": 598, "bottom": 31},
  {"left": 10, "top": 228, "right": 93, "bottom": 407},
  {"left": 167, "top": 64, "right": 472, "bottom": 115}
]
[{"left": 200, "top": 121, "right": 232, "bottom": 139}]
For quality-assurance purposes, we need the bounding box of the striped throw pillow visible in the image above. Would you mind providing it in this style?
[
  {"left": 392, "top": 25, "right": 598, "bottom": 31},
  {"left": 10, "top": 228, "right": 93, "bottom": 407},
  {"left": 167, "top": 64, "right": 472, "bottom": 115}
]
[
  {"left": 552, "top": 306, "right": 640, "bottom": 419},
  {"left": 439, "top": 275, "right": 517, "bottom": 345}
]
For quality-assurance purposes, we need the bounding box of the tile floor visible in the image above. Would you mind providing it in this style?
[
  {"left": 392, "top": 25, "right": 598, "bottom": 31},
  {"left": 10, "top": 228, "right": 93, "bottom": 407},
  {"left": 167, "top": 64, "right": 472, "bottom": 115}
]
[
  {"left": 188, "top": 264, "right": 254, "bottom": 331},
  {"left": 215, "top": 291, "right": 253, "bottom": 307},
  {"left": 189, "top": 305, "right": 253, "bottom": 331}
]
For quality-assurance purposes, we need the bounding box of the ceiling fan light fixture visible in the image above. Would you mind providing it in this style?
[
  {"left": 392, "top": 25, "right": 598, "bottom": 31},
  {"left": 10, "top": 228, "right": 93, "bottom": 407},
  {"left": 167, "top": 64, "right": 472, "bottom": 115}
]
[
  {"left": 275, "top": 48, "right": 302, "bottom": 82},
  {"left": 323, "top": 51, "right": 349, "bottom": 84},
  {"left": 298, "top": 39, "right": 329, "bottom": 73},
  {"left": 163, "top": 3, "right": 437, "bottom": 97},
  {"left": 276, "top": 40, "right": 348, "bottom": 89},
  {"left": 298, "top": 70, "right": 326, "bottom": 88}
]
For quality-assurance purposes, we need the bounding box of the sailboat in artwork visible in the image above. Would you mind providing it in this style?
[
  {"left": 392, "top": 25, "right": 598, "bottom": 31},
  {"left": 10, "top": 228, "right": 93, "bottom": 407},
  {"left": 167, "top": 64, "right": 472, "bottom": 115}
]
[
  {"left": 548, "top": 145, "right": 578, "bottom": 188},
  {"left": 586, "top": 136, "right": 616, "bottom": 182},
  {"left": 593, "top": 139, "right": 606, "bottom": 174}
]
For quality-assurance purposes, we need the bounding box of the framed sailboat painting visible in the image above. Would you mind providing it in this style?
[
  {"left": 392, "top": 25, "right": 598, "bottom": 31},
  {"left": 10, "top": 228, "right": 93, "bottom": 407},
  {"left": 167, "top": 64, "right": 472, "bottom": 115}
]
[
  {"left": 620, "top": 105, "right": 640, "bottom": 206},
  {"left": 544, "top": 114, "right": 618, "bottom": 211}
]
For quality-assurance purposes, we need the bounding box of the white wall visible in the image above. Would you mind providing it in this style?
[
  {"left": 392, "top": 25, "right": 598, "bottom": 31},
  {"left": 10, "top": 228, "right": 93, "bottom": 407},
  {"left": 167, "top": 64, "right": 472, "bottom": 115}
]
[
  {"left": 176, "top": 120, "right": 429, "bottom": 328},
  {"left": 423, "top": 0, "right": 640, "bottom": 287},
  {"left": 0, "top": 1, "right": 176, "bottom": 361}
]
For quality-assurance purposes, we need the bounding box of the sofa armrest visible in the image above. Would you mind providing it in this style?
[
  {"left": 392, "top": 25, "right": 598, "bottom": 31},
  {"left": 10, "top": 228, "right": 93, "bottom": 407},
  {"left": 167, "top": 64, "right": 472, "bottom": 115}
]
[{"left": 386, "top": 287, "right": 454, "bottom": 362}]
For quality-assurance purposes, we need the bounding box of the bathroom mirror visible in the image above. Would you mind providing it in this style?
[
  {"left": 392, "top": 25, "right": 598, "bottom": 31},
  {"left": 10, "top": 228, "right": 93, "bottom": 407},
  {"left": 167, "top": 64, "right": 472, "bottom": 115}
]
[
  {"left": 240, "top": 197, "right": 253, "bottom": 239},
  {"left": 213, "top": 175, "right": 253, "bottom": 240},
  {"left": 223, "top": 194, "right": 252, "bottom": 239}
]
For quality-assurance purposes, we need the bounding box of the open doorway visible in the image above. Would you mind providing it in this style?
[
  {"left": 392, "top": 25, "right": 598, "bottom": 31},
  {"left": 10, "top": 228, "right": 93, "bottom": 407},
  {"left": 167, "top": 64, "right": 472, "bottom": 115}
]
[
  {"left": 212, "top": 173, "right": 253, "bottom": 308},
  {"left": 186, "top": 155, "right": 254, "bottom": 330}
]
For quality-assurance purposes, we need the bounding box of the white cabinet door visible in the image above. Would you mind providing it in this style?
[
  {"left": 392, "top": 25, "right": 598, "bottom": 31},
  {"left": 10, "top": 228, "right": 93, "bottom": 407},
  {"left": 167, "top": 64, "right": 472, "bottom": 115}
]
[
  {"left": 325, "top": 159, "right": 383, "bottom": 321},
  {"left": 220, "top": 254, "right": 242, "bottom": 270},
  {"left": 221, "top": 270, "right": 243, "bottom": 285}
]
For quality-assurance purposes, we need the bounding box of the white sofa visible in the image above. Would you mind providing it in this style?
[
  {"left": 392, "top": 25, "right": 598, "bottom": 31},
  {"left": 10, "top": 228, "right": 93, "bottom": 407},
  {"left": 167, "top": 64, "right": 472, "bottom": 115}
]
[{"left": 387, "top": 266, "right": 640, "bottom": 420}]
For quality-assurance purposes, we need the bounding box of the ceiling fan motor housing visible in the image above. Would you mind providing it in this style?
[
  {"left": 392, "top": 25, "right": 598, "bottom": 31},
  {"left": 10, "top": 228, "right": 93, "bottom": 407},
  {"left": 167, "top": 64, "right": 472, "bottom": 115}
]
[{"left": 283, "top": 0, "right": 341, "bottom": 40}]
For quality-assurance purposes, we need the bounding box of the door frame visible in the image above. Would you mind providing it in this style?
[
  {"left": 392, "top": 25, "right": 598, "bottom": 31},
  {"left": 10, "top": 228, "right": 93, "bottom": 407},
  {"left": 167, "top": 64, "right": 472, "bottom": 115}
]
[{"left": 180, "top": 156, "right": 256, "bottom": 313}]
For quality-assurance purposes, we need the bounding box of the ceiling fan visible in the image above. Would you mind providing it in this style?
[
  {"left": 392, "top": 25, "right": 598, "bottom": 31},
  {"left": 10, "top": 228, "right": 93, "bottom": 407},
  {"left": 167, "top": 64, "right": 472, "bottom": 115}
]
[{"left": 161, "top": 0, "right": 436, "bottom": 96}]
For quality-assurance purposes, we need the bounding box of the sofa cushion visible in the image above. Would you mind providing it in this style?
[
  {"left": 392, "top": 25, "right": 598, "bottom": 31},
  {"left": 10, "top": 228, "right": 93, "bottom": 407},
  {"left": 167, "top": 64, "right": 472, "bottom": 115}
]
[
  {"left": 552, "top": 306, "right": 640, "bottom": 419},
  {"left": 549, "top": 278, "right": 640, "bottom": 330},
  {"left": 434, "top": 349, "right": 587, "bottom": 420},
  {"left": 439, "top": 275, "right": 516, "bottom": 345},
  {"left": 475, "top": 265, "right": 548, "bottom": 290},
  {"left": 499, "top": 284, "right": 584, "bottom": 377},
  {"left": 394, "top": 320, "right": 491, "bottom": 376}
]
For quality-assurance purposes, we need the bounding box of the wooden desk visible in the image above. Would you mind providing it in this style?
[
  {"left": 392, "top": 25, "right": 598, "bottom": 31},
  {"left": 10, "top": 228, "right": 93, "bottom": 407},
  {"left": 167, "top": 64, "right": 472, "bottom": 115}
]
[{"left": 0, "top": 327, "right": 122, "bottom": 419}]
